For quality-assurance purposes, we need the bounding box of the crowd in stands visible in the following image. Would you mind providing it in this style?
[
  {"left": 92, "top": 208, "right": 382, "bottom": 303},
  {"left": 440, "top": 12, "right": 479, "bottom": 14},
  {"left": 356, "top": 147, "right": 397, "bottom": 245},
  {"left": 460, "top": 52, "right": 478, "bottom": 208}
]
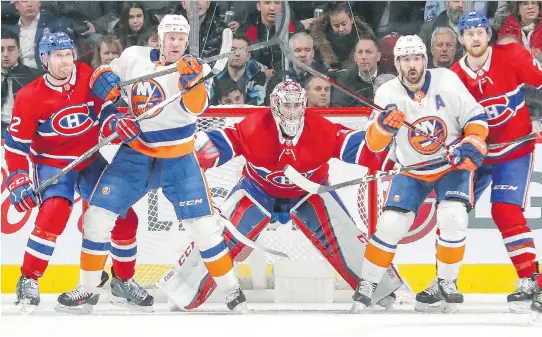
[{"left": 2, "top": 1, "right": 541, "bottom": 137}]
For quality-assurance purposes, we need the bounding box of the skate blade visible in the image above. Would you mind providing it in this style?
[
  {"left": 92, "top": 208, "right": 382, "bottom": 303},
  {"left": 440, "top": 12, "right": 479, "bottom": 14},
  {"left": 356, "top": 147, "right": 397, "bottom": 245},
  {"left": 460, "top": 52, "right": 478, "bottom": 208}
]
[
  {"left": 231, "top": 302, "right": 248, "bottom": 314},
  {"left": 377, "top": 296, "right": 396, "bottom": 311},
  {"left": 110, "top": 297, "right": 154, "bottom": 313},
  {"left": 16, "top": 300, "right": 38, "bottom": 315},
  {"left": 54, "top": 303, "right": 94, "bottom": 315},
  {"left": 440, "top": 301, "right": 458, "bottom": 314},
  {"left": 414, "top": 301, "right": 442, "bottom": 313},
  {"left": 509, "top": 300, "right": 532, "bottom": 313},
  {"left": 350, "top": 302, "right": 368, "bottom": 314}
]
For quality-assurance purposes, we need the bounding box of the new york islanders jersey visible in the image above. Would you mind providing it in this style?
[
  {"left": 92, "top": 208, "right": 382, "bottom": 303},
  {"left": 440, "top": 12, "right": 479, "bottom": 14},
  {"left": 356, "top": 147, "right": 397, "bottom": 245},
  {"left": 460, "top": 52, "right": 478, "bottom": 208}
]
[
  {"left": 451, "top": 44, "right": 542, "bottom": 164},
  {"left": 109, "top": 46, "right": 212, "bottom": 158},
  {"left": 366, "top": 68, "right": 488, "bottom": 181},
  {"left": 205, "top": 109, "right": 387, "bottom": 198},
  {"left": 4, "top": 62, "right": 116, "bottom": 173}
]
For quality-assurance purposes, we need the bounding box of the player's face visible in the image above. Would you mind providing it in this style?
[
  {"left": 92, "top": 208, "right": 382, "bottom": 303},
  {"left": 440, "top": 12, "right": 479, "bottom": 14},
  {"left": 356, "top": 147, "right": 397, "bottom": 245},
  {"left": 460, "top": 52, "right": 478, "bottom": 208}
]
[
  {"left": 279, "top": 101, "right": 304, "bottom": 120},
  {"left": 128, "top": 8, "right": 144, "bottom": 33},
  {"left": 47, "top": 49, "right": 74, "bottom": 79},
  {"left": 462, "top": 27, "right": 489, "bottom": 57},
  {"left": 228, "top": 38, "right": 250, "bottom": 68},
  {"left": 330, "top": 12, "right": 353, "bottom": 35},
  {"left": 162, "top": 32, "right": 189, "bottom": 63},
  {"left": 399, "top": 54, "right": 425, "bottom": 85},
  {"left": 1, "top": 38, "right": 20, "bottom": 69}
]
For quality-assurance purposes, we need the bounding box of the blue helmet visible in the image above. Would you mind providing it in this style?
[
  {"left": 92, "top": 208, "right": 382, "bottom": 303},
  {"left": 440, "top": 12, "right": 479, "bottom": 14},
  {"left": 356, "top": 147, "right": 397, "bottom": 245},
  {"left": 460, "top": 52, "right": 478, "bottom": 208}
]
[
  {"left": 39, "top": 30, "right": 75, "bottom": 62},
  {"left": 458, "top": 11, "right": 491, "bottom": 36}
]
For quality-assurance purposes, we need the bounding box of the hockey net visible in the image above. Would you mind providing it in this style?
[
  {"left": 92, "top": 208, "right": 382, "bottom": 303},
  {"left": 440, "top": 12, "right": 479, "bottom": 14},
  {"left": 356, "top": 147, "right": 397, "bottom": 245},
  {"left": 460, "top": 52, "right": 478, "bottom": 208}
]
[{"left": 120, "top": 106, "right": 398, "bottom": 300}]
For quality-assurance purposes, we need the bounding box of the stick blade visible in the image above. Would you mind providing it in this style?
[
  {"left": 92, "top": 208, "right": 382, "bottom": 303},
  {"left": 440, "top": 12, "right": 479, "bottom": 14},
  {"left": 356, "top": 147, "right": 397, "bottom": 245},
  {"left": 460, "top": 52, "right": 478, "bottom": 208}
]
[
  {"left": 211, "top": 28, "right": 233, "bottom": 74},
  {"left": 283, "top": 165, "right": 322, "bottom": 194}
]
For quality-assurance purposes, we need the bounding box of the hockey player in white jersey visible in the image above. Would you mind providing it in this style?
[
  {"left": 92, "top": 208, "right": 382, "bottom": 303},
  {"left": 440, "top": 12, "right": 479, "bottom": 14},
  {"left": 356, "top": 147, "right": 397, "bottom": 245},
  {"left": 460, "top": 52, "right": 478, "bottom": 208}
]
[
  {"left": 57, "top": 15, "right": 246, "bottom": 313},
  {"left": 351, "top": 35, "right": 489, "bottom": 313}
]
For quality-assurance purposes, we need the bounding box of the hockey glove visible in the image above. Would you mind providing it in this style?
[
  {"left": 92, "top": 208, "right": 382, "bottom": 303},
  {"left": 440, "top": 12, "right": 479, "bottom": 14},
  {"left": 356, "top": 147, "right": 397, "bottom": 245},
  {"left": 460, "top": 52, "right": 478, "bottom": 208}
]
[
  {"left": 447, "top": 135, "right": 487, "bottom": 172},
  {"left": 194, "top": 131, "right": 219, "bottom": 171},
  {"left": 109, "top": 113, "right": 141, "bottom": 143},
  {"left": 6, "top": 170, "right": 38, "bottom": 212},
  {"left": 377, "top": 104, "right": 406, "bottom": 135},
  {"left": 177, "top": 55, "right": 203, "bottom": 90},
  {"left": 90, "top": 65, "right": 121, "bottom": 101}
]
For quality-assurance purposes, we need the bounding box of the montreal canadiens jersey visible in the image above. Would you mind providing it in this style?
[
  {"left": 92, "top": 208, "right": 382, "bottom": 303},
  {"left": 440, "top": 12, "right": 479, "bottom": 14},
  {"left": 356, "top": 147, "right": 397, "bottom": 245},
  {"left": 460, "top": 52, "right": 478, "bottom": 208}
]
[
  {"left": 109, "top": 46, "right": 212, "bottom": 158},
  {"left": 451, "top": 44, "right": 542, "bottom": 164},
  {"left": 367, "top": 68, "right": 487, "bottom": 181},
  {"left": 205, "top": 109, "right": 387, "bottom": 198},
  {"left": 4, "top": 62, "right": 116, "bottom": 173}
]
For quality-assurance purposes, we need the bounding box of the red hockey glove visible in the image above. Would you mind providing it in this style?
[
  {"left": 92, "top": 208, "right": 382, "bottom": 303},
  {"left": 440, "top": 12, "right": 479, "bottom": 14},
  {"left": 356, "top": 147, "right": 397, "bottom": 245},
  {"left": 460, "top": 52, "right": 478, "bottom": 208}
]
[
  {"left": 194, "top": 132, "right": 219, "bottom": 171},
  {"left": 6, "top": 170, "right": 38, "bottom": 212},
  {"left": 447, "top": 135, "right": 487, "bottom": 172},
  {"left": 90, "top": 65, "right": 121, "bottom": 102},
  {"left": 109, "top": 113, "right": 141, "bottom": 143},
  {"left": 177, "top": 55, "right": 203, "bottom": 90},
  {"left": 377, "top": 104, "right": 406, "bottom": 135}
]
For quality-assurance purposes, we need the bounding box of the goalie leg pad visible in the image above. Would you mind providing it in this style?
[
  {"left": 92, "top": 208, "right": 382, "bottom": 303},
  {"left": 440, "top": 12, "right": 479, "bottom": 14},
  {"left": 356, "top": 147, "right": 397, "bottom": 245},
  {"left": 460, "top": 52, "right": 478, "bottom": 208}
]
[
  {"left": 80, "top": 205, "right": 118, "bottom": 292},
  {"left": 22, "top": 197, "right": 72, "bottom": 279},
  {"left": 291, "top": 192, "right": 404, "bottom": 304},
  {"left": 363, "top": 209, "right": 415, "bottom": 284},
  {"left": 436, "top": 200, "right": 468, "bottom": 280},
  {"left": 183, "top": 214, "right": 237, "bottom": 291},
  {"left": 110, "top": 207, "right": 139, "bottom": 280}
]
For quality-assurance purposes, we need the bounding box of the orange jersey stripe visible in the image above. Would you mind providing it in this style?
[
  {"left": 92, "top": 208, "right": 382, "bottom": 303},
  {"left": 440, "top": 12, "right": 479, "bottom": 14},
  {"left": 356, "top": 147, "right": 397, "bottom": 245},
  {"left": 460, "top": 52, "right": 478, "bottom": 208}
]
[
  {"left": 365, "top": 243, "right": 395, "bottom": 268},
  {"left": 402, "top": 167, "right": 453, "bottom": 182},
  {"left": 437, "top": 244, "right": 466, "bottom": 264},
  {"left": 204, "top": 252, "right": 234, "bottom": 277},
  {"left": 129, "top": 138, "right": 195, "bottom": 158},
  {"left": 80, "top": 252, "right": 109, "bottom": 271}
]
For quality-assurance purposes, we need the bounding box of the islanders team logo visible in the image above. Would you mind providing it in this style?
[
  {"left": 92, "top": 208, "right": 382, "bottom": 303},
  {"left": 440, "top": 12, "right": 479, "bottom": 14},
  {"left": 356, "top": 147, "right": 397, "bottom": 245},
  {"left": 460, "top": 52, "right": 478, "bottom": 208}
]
[
  {"left": 408, "top": 116, "right": 447, "bottom": 155},
  {"left": 51, "top": 104, "right": 95, "bottom": 137},
  {"left": 131, "top": 79, "right": 166, "bottom": 118}
]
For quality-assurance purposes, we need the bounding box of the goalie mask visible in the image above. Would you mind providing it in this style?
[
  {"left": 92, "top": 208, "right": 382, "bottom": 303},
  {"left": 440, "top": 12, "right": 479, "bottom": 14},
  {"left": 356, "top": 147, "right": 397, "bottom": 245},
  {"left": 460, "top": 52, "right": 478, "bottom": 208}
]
[{"left": 270, "top": 80, "right": 307, "bottom": 138}]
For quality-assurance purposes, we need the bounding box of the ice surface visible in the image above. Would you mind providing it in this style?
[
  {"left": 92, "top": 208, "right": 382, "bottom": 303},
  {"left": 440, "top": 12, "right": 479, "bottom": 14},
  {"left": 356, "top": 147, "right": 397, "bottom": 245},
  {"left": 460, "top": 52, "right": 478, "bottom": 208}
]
[{"left": 1, "top": 294, "right": 540, "bottom": 337}]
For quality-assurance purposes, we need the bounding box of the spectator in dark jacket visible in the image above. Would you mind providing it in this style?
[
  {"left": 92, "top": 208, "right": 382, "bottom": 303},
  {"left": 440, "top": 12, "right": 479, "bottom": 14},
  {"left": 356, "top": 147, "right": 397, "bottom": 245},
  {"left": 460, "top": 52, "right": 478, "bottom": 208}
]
[{"left": 112, "top": 1, "right": 158, "bottom": 49}]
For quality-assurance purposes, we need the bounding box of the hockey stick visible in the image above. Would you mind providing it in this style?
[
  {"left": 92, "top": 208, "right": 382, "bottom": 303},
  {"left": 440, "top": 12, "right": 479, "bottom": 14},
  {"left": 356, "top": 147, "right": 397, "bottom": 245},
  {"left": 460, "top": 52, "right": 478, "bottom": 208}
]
[
  {"left": 35, "top": 35, "right": 232, "bottom": 195},
  {"left": 117, "top": 7, "right": 290, "bottom": 88},
  {"left": 284, "top": 156, "right": 448, "bottom": 195},
  {"left": 488, "top": 130, "right": 542, "bottom": 149},
  {"left": 278, "top": 40, "right": 452, "bottom": 151}
]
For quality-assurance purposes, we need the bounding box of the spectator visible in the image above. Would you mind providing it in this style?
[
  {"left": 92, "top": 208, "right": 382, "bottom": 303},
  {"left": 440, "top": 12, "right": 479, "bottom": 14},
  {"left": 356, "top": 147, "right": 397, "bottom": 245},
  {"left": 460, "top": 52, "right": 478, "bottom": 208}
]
[
  {"left": 211, "top": 35, "right": 267, "bottom": 106},
  {"left": 245, "top": 1, "right": 303, "bottom": 71},
  {"left": 353, "top": 1, "right": 426, "bottom": 37},
  {"left": 90, "top": 35, "right": 123, "bottom": 69},
  {"left": 177, "top": 0, "right": 228, "bottom": 58},
  {"left": 497, "top": 1, "right": 541, "bottom": 57},
  {"left": 331, "top": 37, "right": 390, "bottom": 107},
  {"left": 138, "top": 25, "right": 159, "bottom": 48},
  {"left": 430, "top": 26, "right": 457, "bottom": 68},
  {"left": 112, "top": 1, "right": 158, "bottom": 49},
  {"left": 1, "top": 29, "right": 41, "bottom": 137},
  {"left": 310, "top": 2, "right": 374, "bottom": 73},
  {"left": 305, "top": 75, "right": 331, "bottom": 108},
  {"left": 424, "top": 0, "right": 489, "bottom": 22},
  {"left": 10, "top": 1, "right": 68, "bottom": 69},
  {"left": 214, "top": 79, "right": 246, "bottom": 106}
]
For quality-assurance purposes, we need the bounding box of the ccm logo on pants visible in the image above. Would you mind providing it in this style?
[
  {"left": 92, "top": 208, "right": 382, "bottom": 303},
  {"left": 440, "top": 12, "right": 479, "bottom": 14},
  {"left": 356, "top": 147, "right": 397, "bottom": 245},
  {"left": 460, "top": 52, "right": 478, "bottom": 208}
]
[
  {"left": 493, "top": 185, "right": 519, "bottom": 191},
  {"left": 179, "top": 199, "right": 203, "bottom": 206}
]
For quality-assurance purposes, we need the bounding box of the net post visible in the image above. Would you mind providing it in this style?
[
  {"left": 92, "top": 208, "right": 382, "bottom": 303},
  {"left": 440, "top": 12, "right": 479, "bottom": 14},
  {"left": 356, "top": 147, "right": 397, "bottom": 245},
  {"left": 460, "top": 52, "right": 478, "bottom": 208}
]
[{"left": 367, "top": 168, "right": 378, "bottom": 237}]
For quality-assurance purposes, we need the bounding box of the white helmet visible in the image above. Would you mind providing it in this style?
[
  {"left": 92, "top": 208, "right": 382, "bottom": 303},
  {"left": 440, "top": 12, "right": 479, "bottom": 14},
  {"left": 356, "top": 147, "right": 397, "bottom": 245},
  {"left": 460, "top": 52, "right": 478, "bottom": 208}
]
[
  {"left": 393, "top": 35, "right": 427, "bottom": 75},
  {"left": 270, "top": 80, "right": 307, "bottom": 138},
  {"left": 158, "top": 14, "right": 190, "bottom": 46}
]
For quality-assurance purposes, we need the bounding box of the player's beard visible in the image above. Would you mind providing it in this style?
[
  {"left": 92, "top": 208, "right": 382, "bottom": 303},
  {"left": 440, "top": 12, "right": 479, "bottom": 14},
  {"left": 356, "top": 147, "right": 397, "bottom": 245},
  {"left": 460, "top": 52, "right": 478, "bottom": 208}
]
[
  {"left": 404, "top": 68, "right": 423, "bottom": 86},
  {"left": 467, "top": 44, "right": 488, "bottom": 58}
]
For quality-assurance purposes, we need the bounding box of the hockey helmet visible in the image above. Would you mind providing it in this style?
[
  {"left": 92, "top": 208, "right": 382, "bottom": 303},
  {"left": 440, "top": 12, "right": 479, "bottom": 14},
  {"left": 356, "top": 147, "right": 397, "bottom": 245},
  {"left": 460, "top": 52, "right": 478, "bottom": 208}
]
[
  {"left": 158, "top": 14, "right": 190, "bottom": 45},
  {"left": 393, "top": 35, "right": 427, "bottom": 75},
  {"left": 458, "top": 11, "right": 491, "bottom": 37},
  {"left": 39, "top": 30, "right": 76, "bottom": 62},
  {"left": 270, "top": 80, "right": 307, "bottom": 138}
]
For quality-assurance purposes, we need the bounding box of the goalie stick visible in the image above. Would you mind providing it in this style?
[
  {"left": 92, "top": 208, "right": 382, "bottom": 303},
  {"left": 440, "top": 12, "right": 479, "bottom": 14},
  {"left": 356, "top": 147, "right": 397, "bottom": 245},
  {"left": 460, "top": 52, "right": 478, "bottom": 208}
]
[
  {"left": 35, "top": 32, "right": 233, "bottom": 195},
  {"left": 284, "top": 156, "right": 448, "bottom": 195},
  {"left": 117, "top": 7, "right": 290, "bottom": 88}
]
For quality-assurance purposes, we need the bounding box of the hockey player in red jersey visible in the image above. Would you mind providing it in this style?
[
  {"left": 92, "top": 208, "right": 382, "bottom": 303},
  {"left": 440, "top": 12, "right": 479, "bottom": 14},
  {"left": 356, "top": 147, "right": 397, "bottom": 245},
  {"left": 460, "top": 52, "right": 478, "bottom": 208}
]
[
  {"left": 416, "top": 11, "right": 542, "bottom": 313},
  {"left": 3, "top": 31, "right": 140, "bottom": 314},
  {"left": 157, "top": 80, "right": 403, "bottom": 311}
]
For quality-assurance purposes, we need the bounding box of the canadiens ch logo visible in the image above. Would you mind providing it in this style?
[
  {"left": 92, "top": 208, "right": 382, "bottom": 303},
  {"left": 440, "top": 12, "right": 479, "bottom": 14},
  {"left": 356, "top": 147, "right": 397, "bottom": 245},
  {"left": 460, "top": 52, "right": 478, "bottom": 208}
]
[
  {"left": 408, "top": 116, "right": 447, "bottom": 155},
  {"left": 479, "top": 95, "right": 516, "bottom": 127},
  {"left": 131, "top": 79, "right": 166, "bottom": 118},
  {"left": 50, "top": 104, "right": 95, "bottom": 137},
  {"left": 266, "top": 171, "right": 308, "bottom": 188}
]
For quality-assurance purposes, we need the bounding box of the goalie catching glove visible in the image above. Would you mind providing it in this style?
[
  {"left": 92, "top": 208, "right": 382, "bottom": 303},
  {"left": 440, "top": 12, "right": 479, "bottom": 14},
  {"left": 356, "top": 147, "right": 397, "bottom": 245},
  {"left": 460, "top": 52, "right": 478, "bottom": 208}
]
[
  {"left": 194, "top": 131, "right": 219, "bottom": 170},
  {"left": 447, "top": 135, "right": 487, "bottom": 171},
  {"left": 177, "top": 55, "right": 203, "bottom": 90},
  {"left": 6, "top": 170, "right": 38, "bottom": 212},
  {"left": 377, "top": 104, "right": 406, "bottom": 135}
]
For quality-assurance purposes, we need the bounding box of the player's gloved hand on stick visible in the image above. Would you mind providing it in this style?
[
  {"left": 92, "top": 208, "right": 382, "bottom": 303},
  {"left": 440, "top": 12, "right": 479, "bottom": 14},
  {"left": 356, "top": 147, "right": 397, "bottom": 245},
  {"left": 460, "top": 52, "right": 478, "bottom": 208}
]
[
  {"left": 377, "top": 104, "right": 406, "bottom": 135},
  {"left": 194, "top": 131, "right": 219, "bottom": 171},
  {"left": 447, "top": 135, "right": 487, "bottom": 172},
  {"left": 108, "top": 113, "right": 141, "bottom": 143},
  {"left": 90, "top": 65, "right": 121, "bottom": 101},
  {"left": 6, "top": 170, "right": 38, "bottom": 212},
  {"left": 177, "top": 55, "right": 203, "bottom": 90}
]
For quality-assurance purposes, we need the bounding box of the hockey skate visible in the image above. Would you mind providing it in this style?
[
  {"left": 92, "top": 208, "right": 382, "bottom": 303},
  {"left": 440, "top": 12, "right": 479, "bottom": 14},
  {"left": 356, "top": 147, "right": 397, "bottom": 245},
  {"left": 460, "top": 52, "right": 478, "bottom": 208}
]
[
  {"left": 415, "top": 278, "right": 442, "bottom": 312},
  {"left": 55, "top": 270, "right": 110, "bottom": 314},
  {"left": 508, "top": 273, "right": 538, "bottom": 313},
  {"left": 375, "top": 292, "right": 396, "bottom": 311},
  {"left": 351, "top": 279, "right": 376, "bottom": 313},
  {"left": 531, "top": 285, "right": 542, "bottom": 324},
  {"left": 437, "top": 279, "right": 463, "bottom": 313},
  {"left": 15, "top": 275, "right": 40, "bottom": 314},
  {"left": 110, "top": 272, "right": 154, "bottom": 312},
  {"left": 225, "top": 286, "right": 248, "bottom": 313}
]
